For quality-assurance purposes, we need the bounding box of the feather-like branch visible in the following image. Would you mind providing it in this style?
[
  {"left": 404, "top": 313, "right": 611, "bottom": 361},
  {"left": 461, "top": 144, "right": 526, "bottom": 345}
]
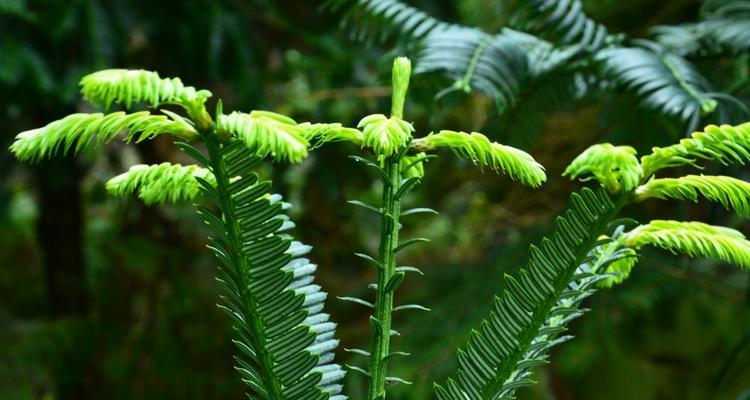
[
  {"left": 80, "top": 69, "right": 212, "bottom": 110},
  {"left": 216, "top": 111, "right": 310, "bottom": 163},
  {"left": 641, "top": 122, "right": 750, "bottom": 176},
  {"left": 106, "top": 163, "right": 215, "bottom": 205},
  {"left": 636, "top": 175, "right": 750, "bottom": 217},
  {"left": 10, "top": 111, "right": 196, "bottom": 162},
  {"left": 301, "top": 122, "right": 363, "bottom": 148},
  {"left": 415, "top": 130, "right": 546, "bottom": 187},
  {"left": 596, "top": 46, "right": 718, "bottom": 130},
  {"left": 623, "top": 220, "right": 750, "bottom": 269}
]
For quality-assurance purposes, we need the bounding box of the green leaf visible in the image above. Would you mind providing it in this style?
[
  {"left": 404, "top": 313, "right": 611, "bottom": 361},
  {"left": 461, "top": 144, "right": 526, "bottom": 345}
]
[
  {"left": 435, "top": 188, "right": 620, "bottom": 400},
  {"left": 106, "top": 163, "right": 215, "bottom": 205},
  {"left": 597, "top": 47, "right": 718, "bottom": 126},
  {"left": 564, "top": 143, "right": 643, "bottom": 193},
  {"left": 622, "top": 220, "right": 750, "bottom": 269},
  {"left": 370, "top": 316, "right": 384, "bottom": 337},
  {"left": 394, "top": 238, "right": 430, "bottom": 253},
  {"left": 636, "top": 174, "right": 750, "bottom": 217},
  {"left": 300, "top": 122, "right": 363, "bottom": 148},
  {"left": 216, "top": 111, "right": 310, "bottom": 163},
  {"left": 418, "top": 130, "right": 546, "bottom": 187},
  {"left": 641, "top": 122, "right": 750, "bottom": 176},
  {"left": 10, "top": 111, "right": 196, "bottom": 162},
  {"left": 510, "top": 0, "right": 608, "bottom": 49},
  {"left": 597, "top": 248, "right": 638, "bottom": 288},
  {"left": 80, "top": 69, "right": 212, "bottom": 110},
  {"left": 383, "top": 272, "right": 405, "bottom": 293},
  {"left": 358, "top": 113, "right": 414, "bottom": 157},
  {"left": 338, "top": 296, "right": 375, "bottom": 308},
  {"left": 201, "top": 139, "right": 345, "bottom": 399}
]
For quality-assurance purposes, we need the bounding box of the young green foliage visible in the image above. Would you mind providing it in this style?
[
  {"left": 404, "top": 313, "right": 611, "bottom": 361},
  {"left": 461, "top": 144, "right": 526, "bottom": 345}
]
[
  {"left": 439, "top": 120, "right": 750, "bottom": 399},
  {"left": 564, "top": 143, "right": 643, "bottom": 193},
  {"left": 636, "top": 174, "right": 750, "bottom": 217},
  {"left": 308, "top": 57, "right": 547, "bottom": 400},
  {"left": 10, "top": 69, "right": 347, "bottom": 400},
  {"left": 414, "top": 130, "right": 546, "bottom": 187},
  {"left": 106, "top": 163, "right": 215, "bottom": 205},
  {"left": 216, "top": 110, "right": 310, "bottom": 163},
  {"left": 622, "top": 220, "right": 750, "bottom": 269},
  {"left": 641, "top": 122, "right": 750, "bottom": 177},
  {"left": 10, "top": 111, "right": 197, "bottom": 162}
]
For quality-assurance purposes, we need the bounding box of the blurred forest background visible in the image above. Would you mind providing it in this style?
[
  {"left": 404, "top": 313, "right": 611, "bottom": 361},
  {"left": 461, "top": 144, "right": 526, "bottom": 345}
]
[{"left": 2, "top": 0, "right": 750, "bottom": 399}]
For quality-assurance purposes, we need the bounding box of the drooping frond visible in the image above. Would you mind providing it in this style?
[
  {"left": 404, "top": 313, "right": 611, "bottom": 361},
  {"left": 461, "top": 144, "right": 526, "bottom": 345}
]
[
  {"left": 622, "top": 220, "right": 750, "bottom": 269},
  {"left": 199, "top": 139, "right": 346, "bottom": 399},
  {"left": 323, "top": 0, "right": 449, "bottom": 43},
  {"left": 564, "top": 143, "right": 643, "bottom": 193},
  {"left": 300, "top": 122, "right": 363, "bottom": 148},
  {"left": 435, "top": 188, "right": 622, "bottom": 399},
  {"left": 417, "top": 130, "right": 546, "bottom": 187},
  {"left": 10, "top": 111, "right": 197, "bottom": 162},
  {"left": 106, "top": 163, "right": 215, "bottom": 205},
  {"left": 636, "top": 175, "right": 750, "bottom": 217},
  {"left": 80, "top": 69, "right": 212, "bottom": 110},
  {"left": 596, "top": 46, "right": 718, "bottom": 130},
  {"left": 510, "top": 0, "right": 609, "bottom": 49},
  {"left": 415, "top": 27, "right": 529, "bottom": 112},
  {"left": 654, "top": 0, "right": 750, "bottom": 56},
  {"left": 216, "top": 111, "right": 310, "bottom": 163},
  {"left": 640, "top": 122, "right": 750, "bottom": 176},
  {"left": 357, "top": 114, "right": 414, "bottom": 157}
]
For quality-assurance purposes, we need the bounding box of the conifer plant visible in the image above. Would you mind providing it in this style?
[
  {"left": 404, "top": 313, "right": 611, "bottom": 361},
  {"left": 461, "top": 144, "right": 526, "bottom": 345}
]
[
  {"left": 434, "top": 128, "right": 750, "bottom": 399},
  {"left": 10, "top": 69, "right": 349, "bottom": 399},
  {"left": 302, "top": 57, "right": 547, "bottom": 399},
  {"left": 10, "top": 58, "right": 750, "bottom": 400}
]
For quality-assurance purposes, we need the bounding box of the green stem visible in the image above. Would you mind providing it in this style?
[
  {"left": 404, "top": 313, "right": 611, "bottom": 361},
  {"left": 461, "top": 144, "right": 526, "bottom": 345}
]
[
  {"left": 203, "top": 134, "right": 283, "bottom": 399},
  {"left": 368, "top": 155, "right": 403, "bottom": 400}
]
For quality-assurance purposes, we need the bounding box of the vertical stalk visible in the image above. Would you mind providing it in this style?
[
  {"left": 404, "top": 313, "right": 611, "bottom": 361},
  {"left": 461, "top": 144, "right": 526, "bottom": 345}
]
[
  {"left": 367, "top": 56, "right": 412, "bottom": 399},
  {"left": 203, "top": 133, "right": 283, "bottom": 399},
  {"left": 368, "top": 155, "right": 403, "bottom": 400}
]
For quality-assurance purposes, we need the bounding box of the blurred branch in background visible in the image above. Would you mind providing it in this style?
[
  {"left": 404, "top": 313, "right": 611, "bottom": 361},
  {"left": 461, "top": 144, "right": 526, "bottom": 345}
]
[{"left": 2, "top": 0, "right": 750, "bottom": 399}]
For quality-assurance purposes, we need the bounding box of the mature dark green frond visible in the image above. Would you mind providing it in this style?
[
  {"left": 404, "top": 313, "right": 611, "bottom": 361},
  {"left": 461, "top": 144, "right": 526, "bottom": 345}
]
[
  {"left": 596, "top": 45, "right": 718, "bottom": 131},
  {"left": 510, "top": 0, "right": 609, "bottom": 49},
  {"left": 323, "top": 0, "right": 449, "bottom": 43},
  {"left": 651, "top": 0, "right": 750, "bottom": 56},
  {"left": 702, "top": 0, "right": 750, "bottom": 19},
  {"left": 651, "top": 20, "right": 750, "bottom": 56},
  {"left": 106, "top": 163, "right": 215, "bottom": 205},
  {"left": 200, "top": 138, "right": 346, "bottom": 399},
  {"left": 435, "top": 188, "right": 623, "bottom": 399},
  {"left": 416, "top": 27, "right": 529, "bottom": 112},
  {"left": 640, "top": 122, "right": 750, "bottom": 177},
  {"left": 9, "top": 111, "right": 197, "bottom": 162}
]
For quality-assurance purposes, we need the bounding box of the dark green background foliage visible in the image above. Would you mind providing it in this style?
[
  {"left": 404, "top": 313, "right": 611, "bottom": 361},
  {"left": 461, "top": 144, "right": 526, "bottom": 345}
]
[{"left": 1, "top": 0, "right": 749, "bottom": 399}]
